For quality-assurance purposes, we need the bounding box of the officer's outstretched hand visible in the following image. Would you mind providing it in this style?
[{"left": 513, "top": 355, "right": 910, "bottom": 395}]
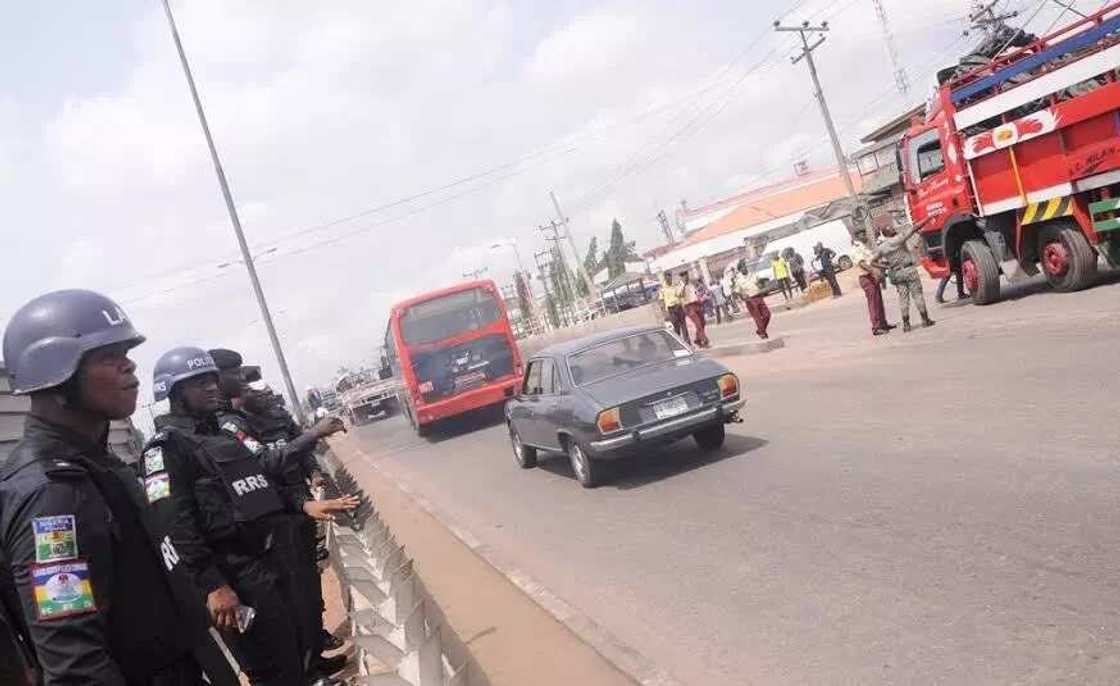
[
  {"left": 207, "top": 585, "right": 241, "bottom": 632},
  {"left": 303, "top": 495, "right": 361, "bottom": 521},
  {"left": 313, "top": 415, "right": 347, "bottom": 439}
]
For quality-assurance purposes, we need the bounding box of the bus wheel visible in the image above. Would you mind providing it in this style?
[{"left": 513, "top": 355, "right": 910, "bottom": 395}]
[
  {"left": 1040, "top": 223, "right": 1097, "bottom": 292},
  {"left": 961, "top": 240, "right": 1000, "bottom": 305}
]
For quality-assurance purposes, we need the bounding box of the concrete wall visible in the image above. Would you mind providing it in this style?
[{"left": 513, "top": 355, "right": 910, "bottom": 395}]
[{"left": 519, "top": 303, "right": 664, "bottom": 358}]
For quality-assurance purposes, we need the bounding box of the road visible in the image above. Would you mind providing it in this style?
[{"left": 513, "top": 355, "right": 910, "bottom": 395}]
[{"left": 347, "top": 273, "right": 1120, "bottom": 685}]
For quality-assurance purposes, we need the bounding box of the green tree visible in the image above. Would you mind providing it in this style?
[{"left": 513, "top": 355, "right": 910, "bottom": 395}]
[
  {"left": 549, "top": 245, "right": 576, "bottom": 308},
  {"left": 605, "top": 218, "right": 640, "bottom": 279}
]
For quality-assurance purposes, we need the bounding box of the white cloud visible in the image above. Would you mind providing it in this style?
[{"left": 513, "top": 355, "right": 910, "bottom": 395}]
[{"left": 527, "top": 9, "right": 644, "bottom": 83}]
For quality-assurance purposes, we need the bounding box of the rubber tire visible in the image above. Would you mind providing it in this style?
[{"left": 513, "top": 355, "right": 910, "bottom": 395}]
[
  {"left": 509, "top": 424, "right": 537, "bottom": 469},
  {"left": 961, "top": 239, "right": 1001, "bottom": 305},
  {"left": 566, "top": 439, "right": 601, "bottom": 489},
  {"left": 837, "top": 255, "right": 853, "bottom": 271},
  {"left": 693, "top": 423, "right": 726, "bottom": 451},
  {"left": 1040, "top": 223, "right": 1097, "bottom": 292}
]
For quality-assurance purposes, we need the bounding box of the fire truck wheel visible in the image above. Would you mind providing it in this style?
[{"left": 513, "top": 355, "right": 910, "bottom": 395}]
[
  {"left": 1039, "top": 223, "right": 1097, "bottom": 292},
  {"left": 961, "top": 240, "right": 1000, "bottom": 305}
]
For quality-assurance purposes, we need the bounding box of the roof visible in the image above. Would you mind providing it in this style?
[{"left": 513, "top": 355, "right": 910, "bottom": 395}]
[
  {"left": 390, "top": 279, "right": 497, "bottom": 313},
  {"left": 684, "top": 170, "right": 860, "bottom": 248},
  {"left": 533, "top": 325, "right": 665, "bottom": 357},
  {"left": 679, "top": 168, "right": 841, "bottom": 225},
  {"left": 859, "top": 104, "right": 924, "bottom": 144},
  {"left": 601, "top": 271, "right": 650, "bottom": 292}
]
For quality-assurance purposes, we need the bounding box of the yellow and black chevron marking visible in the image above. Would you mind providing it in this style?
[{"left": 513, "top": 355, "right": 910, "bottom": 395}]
[{"left": 1021, "top": 196, "right": 1073, "bottom": 225}]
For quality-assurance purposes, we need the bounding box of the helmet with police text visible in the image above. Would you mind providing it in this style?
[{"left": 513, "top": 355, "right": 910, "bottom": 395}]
[
  {"left": 152, "top": 346, "right": 219, "bottom": 402},
  {"left": 2, "top": 289, "right": 145, "bottom": 395}
]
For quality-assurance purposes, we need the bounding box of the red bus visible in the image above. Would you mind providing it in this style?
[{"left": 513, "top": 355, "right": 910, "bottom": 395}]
[{"left": 384, "top": 280, "right": 523, "bottom": 435}]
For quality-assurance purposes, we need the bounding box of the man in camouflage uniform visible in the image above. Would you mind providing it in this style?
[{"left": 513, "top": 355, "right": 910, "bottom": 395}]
[{"left": 873, "top": 219, "right": 935, "bottom": 332}]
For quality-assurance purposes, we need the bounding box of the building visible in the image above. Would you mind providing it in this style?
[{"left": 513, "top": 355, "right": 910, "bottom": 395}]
[
  {"left": 1, "top": 362, "right": 146, "bottom": 466},
  {"left": 851, "top": 104, "right": 925, "bottom": 233},
  {"left": 649, "top": 168, "right": 862, "bottom": 282}
]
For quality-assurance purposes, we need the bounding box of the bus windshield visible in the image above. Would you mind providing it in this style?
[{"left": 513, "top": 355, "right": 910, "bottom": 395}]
[{"left": 400, "top": 287, "right": 502, "bottom": 345}]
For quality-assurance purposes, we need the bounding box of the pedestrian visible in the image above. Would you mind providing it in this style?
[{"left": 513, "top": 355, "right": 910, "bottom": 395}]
[
  {"left": 722, "top": 268, "right": 741, "bottom": 315},
  {"left": 208, "top": 348, "right": 348, "bottom": 677},
  {"left": 0, "top": 290, "right": 216, "bottom": 684},
  {"left": 784, "top": 249, "right": 807, "bottom": 293},
  {"left": 660, "top": 272, "right": 688, "bottom": 342},
  {"left": 813, "top": 242, "right": 843, "bottom": 297},
  {"left": 143, "top": 347, "right": 358, "bottom": 685},
  {"left": 873, "top": 219, "right": 935, "bottom": 332},
  {"left": 694, "top": 277, "right": 713, "bottom": 321},
  {"left": 935, "top": 266, "right": 967, "bottom": 304},
  {"left": 710, "top": 278, "right": 731, "bottom": 324},
  {"left": 733, "top": 264, "right": 771, "bottom": 340},
  {"left": 680, "top": 271, "right": 711, "bottom": 348},
  {"left": 770, "top": 253, "right": 793, "bottom": 302},
  {"left": 854, "top": 242, "right": 895, "bottom": 336}
]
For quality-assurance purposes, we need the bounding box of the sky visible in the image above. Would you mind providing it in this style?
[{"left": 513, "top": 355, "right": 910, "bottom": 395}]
[{"left": 0, "top": 0, "right": 1084, "bottom": 410}]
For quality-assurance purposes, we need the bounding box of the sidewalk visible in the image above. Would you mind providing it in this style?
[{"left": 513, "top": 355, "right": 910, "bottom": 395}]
[{"left": 328, "top": 434, "right": 638, "bottom": 686}]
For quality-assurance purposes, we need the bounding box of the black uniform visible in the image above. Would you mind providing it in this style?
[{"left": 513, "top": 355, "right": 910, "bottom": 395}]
[
  {"left": 215, "top": 408, "right": 325, "bottom": 670},
  {"left": 0, "top": 416, "right": 204, "bottom": 685},
  {"left": 144, "top": 412, "right": 309, "bottom": 686}
]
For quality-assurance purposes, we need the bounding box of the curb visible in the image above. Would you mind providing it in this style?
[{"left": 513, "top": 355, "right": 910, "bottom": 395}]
[
  {"left": 704, "top": 335, "right": 787, "bottom": 359},
  {"left": 340, "top": 438, "right": 685, "bottom": 686}
]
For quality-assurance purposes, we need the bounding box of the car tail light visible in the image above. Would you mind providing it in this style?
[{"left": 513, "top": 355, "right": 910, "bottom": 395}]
[
  {"left": 718, "top": 374, "right": 739, "bottom": 399},
  {"left": 597, "top": 407, "right": 622, "bottom": 434}
]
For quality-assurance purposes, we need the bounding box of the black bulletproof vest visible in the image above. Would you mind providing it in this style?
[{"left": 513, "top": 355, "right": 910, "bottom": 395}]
[{"left": 176, "top": 429, "right": 286, "bottom": 543}]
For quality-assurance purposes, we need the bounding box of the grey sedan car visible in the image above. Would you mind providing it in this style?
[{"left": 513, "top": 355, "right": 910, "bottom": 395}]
[{"left": 505, "top": 326, "right": 744, "bottom": 488}]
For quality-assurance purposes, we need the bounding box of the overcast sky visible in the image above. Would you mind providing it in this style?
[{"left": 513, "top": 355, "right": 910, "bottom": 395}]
[{"left": 0, "top": 0, "right": 1078, "bottom": 407}]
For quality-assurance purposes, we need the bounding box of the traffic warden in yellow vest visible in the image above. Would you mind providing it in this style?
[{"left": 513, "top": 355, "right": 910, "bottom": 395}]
[{"left": 142, "top": 347, "right": 357, "bottom": 686}]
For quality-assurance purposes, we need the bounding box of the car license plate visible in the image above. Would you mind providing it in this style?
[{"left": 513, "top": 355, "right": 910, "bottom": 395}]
[{"left": 652, "top": 396, "right": 689, "bottom": 420}]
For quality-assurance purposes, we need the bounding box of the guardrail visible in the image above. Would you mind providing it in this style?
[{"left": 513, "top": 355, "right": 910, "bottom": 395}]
[{"left": 320, "top": 450, "right": 477, "bottom": 685}]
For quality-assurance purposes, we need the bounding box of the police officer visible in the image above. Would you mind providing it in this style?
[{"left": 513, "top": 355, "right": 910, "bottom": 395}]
[
  {"left": 873, "top": 218, "right": 936, "bottom": 332},
  {"left": 206, "top": 349, "right": 347, "bottom": 675},
  {"left": 0, "top": 289, "right": 208, "bottom": 684}
]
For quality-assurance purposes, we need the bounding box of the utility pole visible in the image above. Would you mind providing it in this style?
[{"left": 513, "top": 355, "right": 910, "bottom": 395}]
[
  {"left": 964, "top": 0, "right": 1019, "bottom": 38},
  {"left": 161, "top": 0, "right": 306, "bottom": 424},
  {"left": 657, "top": 210, "right": 676, "bottom": 246},
  {"left": 775, "top": 19, "right": 863, "bottom": 231},
  {"left": 549, "top": 191, "right": 598, "bottom": 297},
  {"left": 870, "top": 0, "right": 910, "bottom": 96}
]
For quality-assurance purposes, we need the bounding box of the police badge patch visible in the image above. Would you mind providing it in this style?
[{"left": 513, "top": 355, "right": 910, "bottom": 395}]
[
  {"left": 32, "top": 515, "right": 78, "bottom": 563},
  {"left": 143, "top": 447, "right": 165, "bottom": 475},
  {"left": 32, "top": 560, "right": 96, "bottom": 619},
  {"left": 145, "top": 473, "right": 171, "bottom": 503}
]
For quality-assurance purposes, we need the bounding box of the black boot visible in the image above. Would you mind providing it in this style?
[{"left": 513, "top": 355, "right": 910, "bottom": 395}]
[
  {"left": 921, "top": 313, "right": 935, "bottom": 328},
  {"left": 902, "top": 317, "right": 912, "bottom": 333}
]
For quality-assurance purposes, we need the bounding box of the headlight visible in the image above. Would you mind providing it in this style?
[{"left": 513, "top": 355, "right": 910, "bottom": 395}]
[
  {"left": 718, "top": 374, "right": 739, "bottom": 399},
  {"left": 596, "top": 407, "right": 622, "bottom": 434}
]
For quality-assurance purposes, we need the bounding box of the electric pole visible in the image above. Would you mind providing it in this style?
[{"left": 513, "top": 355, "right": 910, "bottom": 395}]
[
  {"left": 775, "top": 19, "right": 863, "bottom": 229},
  {"left": 161, "top": 0, "right": 306, "bottom": 424},
  {"left": 549, "top": 191, "right": 598, "bottom": 298},
  {"left": 870, "top": 0, "right": 910, "bottom": 96},
  {"left": 657, "top": 210, "right": 676, "bottom": 246},
  {"left": 964, "top": 0, "right": 1019, "bottom": 38}
]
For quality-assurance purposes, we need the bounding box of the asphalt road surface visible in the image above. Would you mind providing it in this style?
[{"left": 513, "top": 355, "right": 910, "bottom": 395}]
[{"left": 350, "top": 273, "right": 1120, "bottom": 685}]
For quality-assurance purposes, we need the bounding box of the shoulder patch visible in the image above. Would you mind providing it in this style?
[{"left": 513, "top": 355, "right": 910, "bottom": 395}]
[
  {"left": 221, "top": 422, "right": 262, "bottom": 455},
  {"left": 144, "top": 473, "right": 171, "bottom": 503},
  {"left": 32, "top": 516, "right": 78, "bottom": 563},
  {"left": 32, "top": 560, "right": 96, "bottom": 620},
  {"left": 143, "top": 447, "right": 165, "bottom": 476}
]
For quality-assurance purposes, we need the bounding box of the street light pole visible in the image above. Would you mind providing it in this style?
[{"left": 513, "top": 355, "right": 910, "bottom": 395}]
[{"left": 161, "top": 0, "right": 306, "bottom": 424}]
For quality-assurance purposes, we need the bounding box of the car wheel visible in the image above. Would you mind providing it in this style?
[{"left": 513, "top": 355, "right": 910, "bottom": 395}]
[
  {"left": 693, "top": 423, "right": 726, "bottom": 451},
  {"left": 509, "top": 424, "right": 537, "bottom": 469},
  {"left": 566, "top": 439, "right": 601, "bottom": 488}
]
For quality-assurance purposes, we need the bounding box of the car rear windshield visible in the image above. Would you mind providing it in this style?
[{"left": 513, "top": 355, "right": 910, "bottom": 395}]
[
  {"left": 567, "top": 330, "right": 689, "bottom": 386},
  {"left": 400, "top": 288, "right": 502, "bottom": 345}
]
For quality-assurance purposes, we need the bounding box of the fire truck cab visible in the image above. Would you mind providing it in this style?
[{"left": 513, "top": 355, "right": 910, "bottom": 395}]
[{"left": 900, "top": 3, "right": 1120, "bottom": 303}]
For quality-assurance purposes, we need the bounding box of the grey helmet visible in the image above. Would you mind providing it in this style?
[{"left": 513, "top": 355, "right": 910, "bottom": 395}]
[
  {"left": 152, "top": 347, "right": 219, "bottom": 402},
  {"left": 2, "top": 289, "right": 145, "bottom": 395}
]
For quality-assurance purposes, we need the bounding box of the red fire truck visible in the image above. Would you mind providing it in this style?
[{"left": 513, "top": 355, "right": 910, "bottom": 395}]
[{"left": 900, "top": 3, "right": 1120, "bottom": 304}]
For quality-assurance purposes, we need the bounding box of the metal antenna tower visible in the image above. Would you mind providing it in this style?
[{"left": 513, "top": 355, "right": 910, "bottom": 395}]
[{"left": 870, "top": 0, "right": 910, "bottom": 95}]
